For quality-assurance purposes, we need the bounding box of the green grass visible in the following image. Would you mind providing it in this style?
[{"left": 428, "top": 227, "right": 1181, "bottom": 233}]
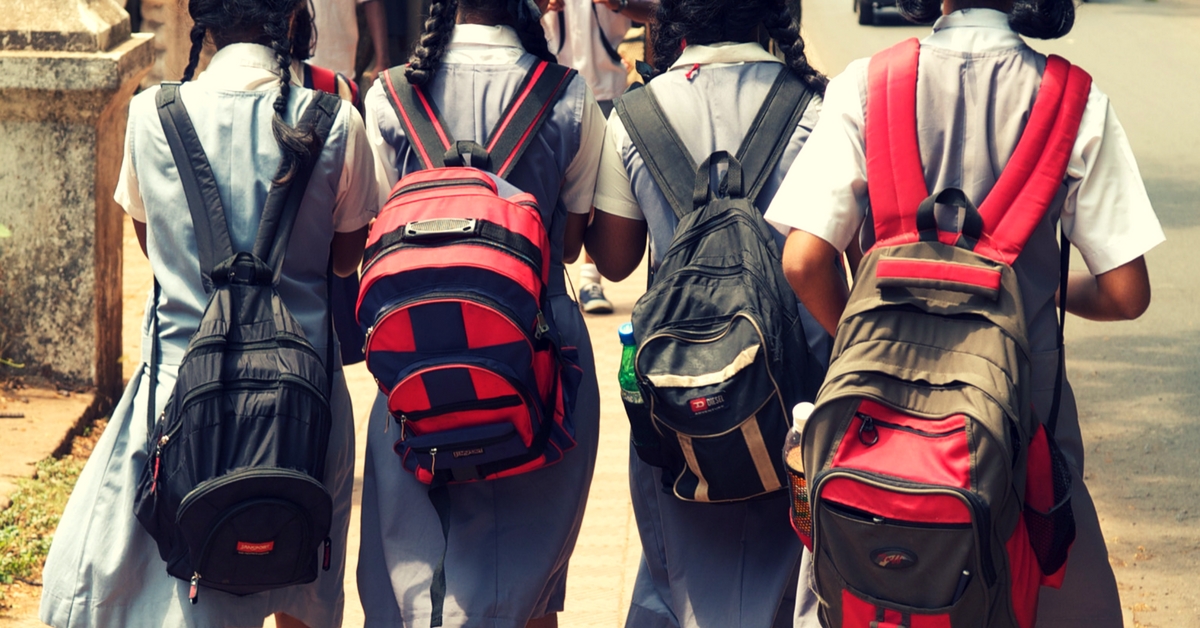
[{"left": 0, "top": 456, "right": 84, "bottom": 588}]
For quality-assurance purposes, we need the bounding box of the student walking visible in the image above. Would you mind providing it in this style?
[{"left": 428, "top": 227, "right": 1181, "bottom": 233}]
[
  {"left": 37, "top": 0, "right": 377, "bottom": 627},
  {"left": 584, "top": 1, "right": 829, "bottom": 625},
  {"left": 355, "top": 1, "right": 604, "bottom": 626},
  {"left": 767, "top": 2, "right": 1163, "bottom": 627}
]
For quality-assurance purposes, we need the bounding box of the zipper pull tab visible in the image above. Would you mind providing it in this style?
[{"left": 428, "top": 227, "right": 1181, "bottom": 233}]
[
  {"left": 323, "top": 537, "right": 332, "bottom": 571},
  {"left": 858, "top": 414, "right": 879, "bottom": 446},
  {"left": 430, "top": 448, "right": 438, "bottom": 475},
  {"left": 534, "top": 312, "right": 550, "bottom": 340},
  {"left": 399, "top": 416, "right": 407, "bottom": 440},
  {"left": 152, "top": 453, "right": 162, "bottom": 494},
  {"left": 189, "top": 572, "right": 200, "bottom": 604}
]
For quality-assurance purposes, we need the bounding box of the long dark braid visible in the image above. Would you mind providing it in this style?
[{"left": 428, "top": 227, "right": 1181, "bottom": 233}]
[
  {"left": 898, "top": 0, "right": 1074, "bottom": 38},
  {"left": 652, "top": 0, "right": 827, "bottom": 95},
  {"left": 405, "top": 0, "right": 460, "bottom": 86},
  {"left": 181, "top": 0, "right": 320, "bottom": 184},
  {"left": 405, "top": 0, "right": 555, "bottom": 87},
  {"left": 761, "top": 1, "right": 827, "bottom": 94}
]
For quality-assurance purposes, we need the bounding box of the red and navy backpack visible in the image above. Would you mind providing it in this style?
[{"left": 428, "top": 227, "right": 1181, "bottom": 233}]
[
  {"left": 797, "top": 40, "right": 1088, "bottom": 628},
  {"left": 356, "top": 61, "right": 582, "bottom": 485}
]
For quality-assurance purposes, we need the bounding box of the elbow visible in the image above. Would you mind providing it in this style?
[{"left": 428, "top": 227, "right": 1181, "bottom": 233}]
[{"left": 1116, "top": 289, "right": 1151, "bottom": 321}]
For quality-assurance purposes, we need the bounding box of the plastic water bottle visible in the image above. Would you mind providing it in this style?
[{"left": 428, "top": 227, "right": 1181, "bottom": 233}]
[
  {"left": 619, "top": 323, "right": 662, "bottom": 466},
  {"left": 785, "top": 401, "right": 815, "bottom": 545},
  {"left": 618, "top": 323, "right": 642, "bottom": 406}
]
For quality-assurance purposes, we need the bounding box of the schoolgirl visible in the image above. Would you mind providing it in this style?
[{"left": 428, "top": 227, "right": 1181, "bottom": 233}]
[
  {"left": 356, "top": 1, "right": 603, "bottom": 626},
  {"left": 37, "top": 0, "right": 378, "bottom": 625},
  {"left": 766, "top": 1, "right": 1163, "bottom": 626},
  {"left": 583, "top": 1, "right": 829, "bottom": 625}
]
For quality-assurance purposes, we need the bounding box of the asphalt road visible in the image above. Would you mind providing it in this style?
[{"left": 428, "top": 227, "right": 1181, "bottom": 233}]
[{"left": 797, "top": 1, "right": 1200, "bottom": 625}]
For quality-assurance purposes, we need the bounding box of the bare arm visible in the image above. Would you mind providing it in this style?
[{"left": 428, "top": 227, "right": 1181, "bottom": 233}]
[
  {"left": 1063, "top": 256, "right": 1151, "bottom": 321},
  {"left": 782, "top": 229, "right": 850, "bottom": 337},
  {"left": 362, "top": 0, "right": 390, "bottom": 82},
  {"left": 583, "top": 209, "right": 647, "bottom": 281},
  {"left": 331, "top": 226, "right": 369, "bottom": 278},
  {"left": 593, "top": 0, "right": 658, "bottom": 24},
  {"left": 563, "top": 212, "right": 590, "bottom": 264},
  {"left": 134, "top": 218, "right": 148, "bottom": 258}
]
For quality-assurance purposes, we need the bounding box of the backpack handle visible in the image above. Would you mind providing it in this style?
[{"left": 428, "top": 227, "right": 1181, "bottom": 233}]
[
  {"left": 916, "top": 187, "right": 984, "bottom": 251},
  {"left": 443, "top": 141, "right": 494, "bottom": 171},
  {"left": 693, "top": 151, "right": 745, "bottom": 209}
]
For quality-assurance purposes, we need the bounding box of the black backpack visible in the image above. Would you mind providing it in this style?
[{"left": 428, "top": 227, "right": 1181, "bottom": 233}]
[
  {"left": 133, "top": 84, "right": 340, "bottom": 603},
  {"left": 616, "top": 70, "right": 824, "bottom": 502}
]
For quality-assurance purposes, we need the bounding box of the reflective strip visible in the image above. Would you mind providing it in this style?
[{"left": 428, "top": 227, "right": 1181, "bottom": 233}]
[
  {"left": 676, "top": 434, "right": 709, "bottom": 502},
  {"left": 741, "top": 417, "right": 782, "bottom": 492},
  {"left": 646, "top": 345, "right": 760, "bottom": 389}
]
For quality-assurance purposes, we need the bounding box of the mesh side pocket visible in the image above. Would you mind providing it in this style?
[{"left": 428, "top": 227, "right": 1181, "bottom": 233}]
[{"left": 1024, "top": 434, "right": 1075, "bottom": 576}]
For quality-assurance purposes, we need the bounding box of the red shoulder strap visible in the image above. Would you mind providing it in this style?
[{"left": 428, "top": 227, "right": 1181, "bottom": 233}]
[
  {"left": 382, "top": 66, "right": 454, "bottom": 170},
  {"left": 865, "top": 38, "right": 927, "bottom": 249},
  {"left": 307, "top": 63, "right": 338, "bottom": 94},
  {"left": 864, "top": 40, "right": 1093, "bottom": 263},
  {"left": 975, "top": 58, "right": 1091, "bottom": 264}
]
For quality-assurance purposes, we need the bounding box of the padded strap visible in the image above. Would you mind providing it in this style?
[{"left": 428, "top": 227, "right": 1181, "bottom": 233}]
[
  {"left": 157, "top": 83, "right": 235, "bottom": 293},
  {"left": 257, "top": 92, "right": 342, "bottom": 283},
  {"left": 864, "top": 39, "right": 1093, "bottom": 264},
  {"left": 864, "top": 38, "right": 927, "bottom": 248},
  {"left": 383, "top": 67, "right": 453, "bottom": 170},
  {"left": 735, "top": 69, "right": 815, "bottom": 203},
  {"left": 484, "top": 62, "right": 576, "bottom": 178},
  {"left": 306, "top": 63, "right": 360, "bottom": 108},
  {"left": 615, "top": 87, "right": 699, "bottom": 219}
]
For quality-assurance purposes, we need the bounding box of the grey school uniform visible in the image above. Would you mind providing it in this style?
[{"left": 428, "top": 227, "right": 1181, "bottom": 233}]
[
  {"left": 592, "top": 43, "right": 828, "bottom": 628},
  {"left": 356, "top": 26, "right": 603, "bottom": 628},
  {"left": 38, "top": 43, "right": 377, "bottom": 628},
  {"left": 766, "top": 10, "right": 1165, "bottom": 628}
]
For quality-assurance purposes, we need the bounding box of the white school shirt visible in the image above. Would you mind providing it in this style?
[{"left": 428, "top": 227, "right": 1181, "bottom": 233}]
[
  {"left": 542, "top": 0, "right": 632, "bottom": 102},
  {"left": 116, "top": 43, "right": 377, "bottom": 236},
  {"left": 363, "top": 24, "right": 606, "bottom": 214},
  {"left": 592, "top": 41, "right": 793, "bottom": 223},
  {"left": 764, "top": 9, "right": 1164, "bottom": 277},
  {"left": 309, "top": 0, "right": 372, "bottom": 78}
]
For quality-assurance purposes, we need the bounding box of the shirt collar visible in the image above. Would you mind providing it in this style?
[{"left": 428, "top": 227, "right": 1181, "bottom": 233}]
[
  {"left": 194, "top": 43, "right": 283, "bottom": 91},
  {"left": 448, "top": 24, "right": 525, "bottom": 50},
  {"left": 669, "top": 42, "right": 782, "bottom": 72},
  {"left": 926, "top": 9, "right": 1024, "bottom": 53}
]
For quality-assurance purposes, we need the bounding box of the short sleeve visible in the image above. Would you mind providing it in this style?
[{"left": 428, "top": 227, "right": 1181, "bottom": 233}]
[
  {"left": 592, "top": 112, "right": 644, "bottom": 221},
  {"left": 559, "top": 83, "right": 606, "bottom": 216},
  {"left": 1062, "top": 85, "right": 1165, "bottom": 275},
  {"left": 764, "top": 59, "right": 871, "bottom": 252},
  {"left": 114, "top": 96, "right": 148, "bottom": 222},
  {"left": 332, "top": 103, "right": 380, "bottom": 232}
]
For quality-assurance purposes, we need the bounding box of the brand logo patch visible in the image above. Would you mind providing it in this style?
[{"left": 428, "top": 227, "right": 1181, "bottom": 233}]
[
  {"left": 688, "top": 395, "right": 726, "bottom": 414},
  {"left": 453, "top": 447, "right": 485, "bottom": 458},
  {"left": 237, "top": 541, "right": 275, "bottom": 555},
  {"left": 870, "top": 547, "right": 917, "bottom": 569}
]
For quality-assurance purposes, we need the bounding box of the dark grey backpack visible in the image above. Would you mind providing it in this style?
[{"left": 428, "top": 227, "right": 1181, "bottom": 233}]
[
  {"left": 616, "top": 70, "right": 824, "bottom": 502},
  {"left": 133, "top": 85, "right": 340, "bottom": 603}
]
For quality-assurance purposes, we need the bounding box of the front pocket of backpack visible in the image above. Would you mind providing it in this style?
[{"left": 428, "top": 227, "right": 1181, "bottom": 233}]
[
  {"left": 813, "top": 474, "right": 988, "bottom": 612},
  {"left": 659, "top": 401, "right": 788, "bottom": 502},
  {"left": 176, "top": 468, "right": 333, "bottom": 595}
]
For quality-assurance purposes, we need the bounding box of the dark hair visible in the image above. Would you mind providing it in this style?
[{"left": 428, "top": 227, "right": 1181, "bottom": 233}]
[
  {"left": 651, "top": 0, "right": 827, "bottom": 95},
  {"left": 896, "top": 0, "right": 1075, "bottom": 39},
  {"left": 291, "top": 1, "right": 316, "bottom": 61},
  {"left": 182, "top": 0, "right": 320, "bottom": 183},
  {"left": 405, "top": 0, "right": 557, "bottom": 87}
]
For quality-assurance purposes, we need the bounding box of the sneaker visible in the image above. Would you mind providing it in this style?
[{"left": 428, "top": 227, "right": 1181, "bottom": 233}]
[{"left": 579, "top": 282, "right": 614, "bottom": 315}]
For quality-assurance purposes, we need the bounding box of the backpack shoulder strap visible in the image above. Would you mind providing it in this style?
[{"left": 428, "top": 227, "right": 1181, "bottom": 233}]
[
  {"left": 255, "top": 91, "right": 343, "bottom": 282},
  {"left": 484, "top": 61, "right": 577, "bottom": 179},
  {"left": 308, "top": 63, "right": 361, "bottom": 109},
  {"left": 864, "top": 38, "right": 928, "bottom": 250},
  {"left": 614, "top": 85, "right": 698, "bottom": 219},
  {"left": 734, "top": 68, "right": 815, "bottom": 204},
  {"left": 976, "top": 57, "right": 1092, "bottom": 264},
  {"left": 156, "top": 83, "right": 235, "bottom": 293},
  {"left": 382, "top": 67, "right": 454, "bottom": 170}
]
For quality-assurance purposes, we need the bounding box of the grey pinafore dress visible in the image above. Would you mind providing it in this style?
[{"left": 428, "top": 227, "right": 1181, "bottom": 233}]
[
  {"left": 39, "top": 78, "right": 363, "bottom": 628},
  {"left": 603, "top": 59, "right": 827, "bottom": 628},
  {"left": 355, "top": 55, "right": 601, "bottom": 627}
]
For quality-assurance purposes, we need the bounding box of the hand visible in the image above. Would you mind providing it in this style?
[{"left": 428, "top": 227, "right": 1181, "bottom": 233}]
[{"left": 544, "top": 0, "right": 565, "bottom": 12}]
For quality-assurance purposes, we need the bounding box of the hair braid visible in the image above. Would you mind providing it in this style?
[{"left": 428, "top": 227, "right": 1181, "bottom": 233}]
[
  {"left": 265, "top": 10, "right": 318, "bottom": 184},
  {"left": 762, "top": 2, "right": 827, "bottom": 94},
  {"left": 405, "top": 0, "right": 459, "bottom": 86},
  {"left": 650, "top": 2, "right": 687, "bottom": 75},
  {"left": 181, "top": 23, "right": 206, "bottom": 81}
]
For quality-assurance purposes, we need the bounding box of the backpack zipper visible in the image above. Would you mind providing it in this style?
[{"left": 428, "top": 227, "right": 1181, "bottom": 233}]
[
  {"left": 361, "top": 218, "right": 543, "bottom": 277},
  {"left": 854, "top": 412, "right": 966, "bottom": 446},
  {"left": 400, "top": 395, "right": 523, "bottom": 423},
  {"left": 365, "top": 292, "right": 540, "bottom": 361},
  {"left": 388, "top": 176, "right": 493, "bottom": 201}
]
